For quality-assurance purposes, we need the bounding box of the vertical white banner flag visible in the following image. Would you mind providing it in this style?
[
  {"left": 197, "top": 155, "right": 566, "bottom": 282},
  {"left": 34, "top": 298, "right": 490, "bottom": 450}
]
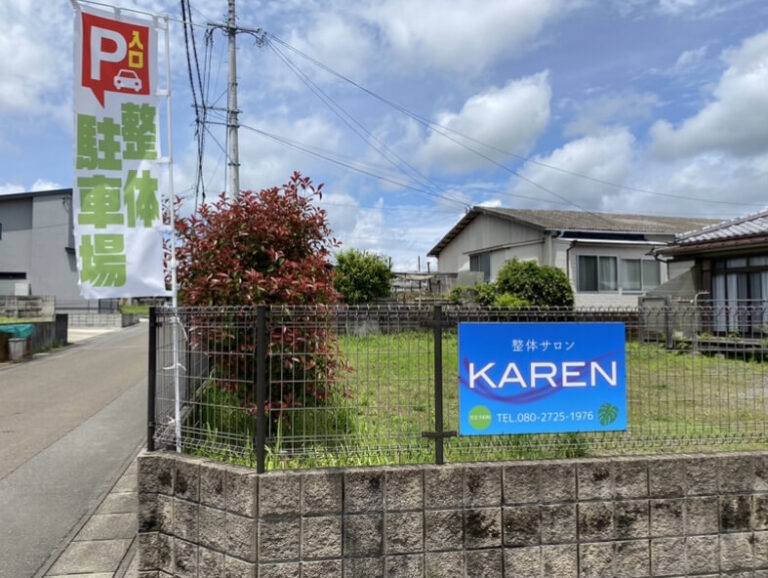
[{"left": 73, "top": 4, "right": 168, "bottom": 298}]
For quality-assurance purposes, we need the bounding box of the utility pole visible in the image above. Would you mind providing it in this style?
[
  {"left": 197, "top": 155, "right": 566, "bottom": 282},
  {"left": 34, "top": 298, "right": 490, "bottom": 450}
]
[{"left": 227, "top": 0, "right": 240, "bottom": 199}]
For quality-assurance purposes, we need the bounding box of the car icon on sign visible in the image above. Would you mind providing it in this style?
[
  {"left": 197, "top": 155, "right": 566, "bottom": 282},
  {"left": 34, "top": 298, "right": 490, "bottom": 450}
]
[{"left": 114, "top": 69, "right": 142, "bottom": 92}]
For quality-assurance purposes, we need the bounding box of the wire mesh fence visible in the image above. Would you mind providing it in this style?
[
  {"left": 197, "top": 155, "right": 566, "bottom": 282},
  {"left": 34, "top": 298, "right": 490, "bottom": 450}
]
[{"left": 149, "top": 303, "right": 768, "bottom": 470}]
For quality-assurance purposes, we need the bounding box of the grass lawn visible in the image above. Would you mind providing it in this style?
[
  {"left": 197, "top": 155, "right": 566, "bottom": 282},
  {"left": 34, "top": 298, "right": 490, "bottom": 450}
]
[{"left": 185, "top": 331, "right": 768, "bottom": 469}]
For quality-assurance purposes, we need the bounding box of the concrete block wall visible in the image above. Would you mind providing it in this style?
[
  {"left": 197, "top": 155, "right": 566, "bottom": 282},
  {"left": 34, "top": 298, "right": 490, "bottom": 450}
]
[{"left": 137, "top": 451, "right": 768, "bottom": 577}]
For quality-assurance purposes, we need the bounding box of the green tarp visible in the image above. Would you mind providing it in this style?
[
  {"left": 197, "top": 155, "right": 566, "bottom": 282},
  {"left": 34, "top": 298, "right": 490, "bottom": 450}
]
[{"left": 0, "top": 324, "right": 35, "bottom": 339}]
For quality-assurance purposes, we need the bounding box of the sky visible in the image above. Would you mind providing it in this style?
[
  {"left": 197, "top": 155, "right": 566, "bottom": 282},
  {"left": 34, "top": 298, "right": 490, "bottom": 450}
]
[{"left": 2, "top": 0, "right": 768, "bottom": 271}]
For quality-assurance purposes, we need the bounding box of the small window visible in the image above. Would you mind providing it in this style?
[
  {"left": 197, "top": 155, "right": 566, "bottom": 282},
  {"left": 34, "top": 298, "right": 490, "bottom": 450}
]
[
  {"left": 470, "top": 252, "right": 491, "bottom": 283},
  {"left": 620, "top": 258, "right": 661, "bottom": 292},
  {"left": 578, "top": 256, "right": 617, "bottom": 292}
]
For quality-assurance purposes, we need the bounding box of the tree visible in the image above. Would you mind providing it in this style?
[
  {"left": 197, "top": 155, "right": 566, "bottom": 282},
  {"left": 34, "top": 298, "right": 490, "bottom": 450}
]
[
  {"left": 174, "top": 172, "right": 338, "bottom": 306},
  {"left": 495, "top": 258, "right": 574, "bottom": 308},
  {"left": 333, "top": 249, "right": 392, "bottom": 304},
  {"left": 173, "top": 172, "right": 345, "bottom": 425}
]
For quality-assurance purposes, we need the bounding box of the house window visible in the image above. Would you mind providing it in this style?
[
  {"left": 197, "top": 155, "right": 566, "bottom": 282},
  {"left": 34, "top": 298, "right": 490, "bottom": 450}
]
[
  {"left": 470, "top": 252, "right": 491, "bottom": 283},
  {"left": 710, "top": 255, "right": 768, "bottom": 333},
  {"left": 577, "top": 256, "right": 617, "bottom": 292},
  {"left": 620, "top": 259, "right": 661, "bottom": 292}
]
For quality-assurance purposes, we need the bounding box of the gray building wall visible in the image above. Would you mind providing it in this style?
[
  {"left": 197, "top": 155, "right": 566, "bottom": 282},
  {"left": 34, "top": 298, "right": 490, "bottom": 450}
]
[{"left": 0, "top": 190, "right": 84, "bottom": 308}]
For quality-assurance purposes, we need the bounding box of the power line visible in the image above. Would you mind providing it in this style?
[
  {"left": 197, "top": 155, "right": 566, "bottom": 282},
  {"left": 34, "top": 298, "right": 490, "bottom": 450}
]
[{"left": 265, "top": 32, "right": 765, "bottom": 210}]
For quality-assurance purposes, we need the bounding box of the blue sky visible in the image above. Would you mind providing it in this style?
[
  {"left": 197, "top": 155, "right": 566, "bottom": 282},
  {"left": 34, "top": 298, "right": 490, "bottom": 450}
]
[{"left": 2, "top": 0, "right": 768, "bottom": 270}]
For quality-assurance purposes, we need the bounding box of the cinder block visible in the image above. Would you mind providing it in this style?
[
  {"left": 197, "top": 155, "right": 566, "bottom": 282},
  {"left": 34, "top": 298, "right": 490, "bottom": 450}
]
[
  {"left": 465, "top": 548, "right": 503, "bottom": 577},
  {"left": 613, "top": 540, "right": 649, "bottom": 577},
  {"left": 225, "top": 466, "right": 258, "bottom": 518},
  {"left": 578, "top": 502, "right": 614, "bottom": 541},
  {"left": 223, "top": 555, "right": 255, "bottom": 578},
  {"left": 385, "top": 467, "right": 423, "bottom": 512},
  {"left": 138, "top": 532, "right": 171, "bottom": 572},
  {"left": 138, "top": 492, "right": 159, "bottom": 533},
  {"left": 426, "top": 551, "right": 465, "bottom": 578},
  {"left": 174, "top": 458, "right": 200, "bottom": 502},
  {"left": 257, "top": 562, "right": 300, "bottom": 578},
  {"left": 385, "top": 511, "right": 423, "bottom": 554},
  {"left": 686, "top": 457, "right": 719, "bottom": 496},
  {"left": 504, "top": 545, "right": 539, "bottom": 577},
  {"left": 614, "top": 500, "right": 648, "bottom": 539},
  {"left": 302, "top": 516, "right": 342, "bottom": 559},
  {"left": 199, "top": 461, "right": 226, "bottom": 509},
  {"left": 754, "top": 454, "right": 768, "bottom": 492},
  {"left": 385, "top": 553, "right": 423, "bottom": 576},
  {"left": 259, "top": 516, "right": 300, "bottom": 562},
  {"left": 686, "top": 535, "right": 719, "bottom": 574},
  {"left": 753, "top": 530, "right": 768, "bottom": 567},
  {"left": 344, "top": 513, "right": 384, "bottom": 557},
  {"left": 302, "top": 470, "right": 342, "bottom": 515},
  {"left": 542, "top": 544, "right": 577, "bottom": 577},
  {"left": 464, "top": 508, "right": 502, "bottom": 549},
  {"left": 720, "top": 495, "right": 753, "bottom": 532},
  {"left": 579, "top": 542, "right": 614, "bottom": 578},
  {"left": 649, "top": 458, "right": 685, "bottom": 498},
  {"left": 138, "top": 452, "right": 174, "bottom": 495},
  {"left": 343, "top": 556, "right": 384, "bottom": 577},
  {"left": 502, "top": 505, "right": 540, "bottom": 547},
  {"left": 424, "top": 510, "right": 463, "bottom": 551},
  {"left": 464, "top": 464, "right": 501, "bottom": 507},
  {"left": 503, "top": 463, "right": 539, "bottom": 505},
  {"left": 719, "top": 455, "right": 756, "bottom": 494},
  {"left": 258, "top": 473, "right": 301, "bottom": 517},
  {"left": 721, "top": 532, "right": 754, "bottom": 572},
  {"left": 538, "top": 463, "right": 576, "bottom": 503},
  {"left": 301, "top": 559, "right": 343, "bottom": 578},
  {"left": 685, "top": 496, "right": 719, "bottom": 535},
  {"left": 614, "top": 459, "right": 649, "bottom": 499},
  {"left": 424, "top": 466, "right": 463, "bottom": 509},
  {"left": 650, "top": 537, "right": 685, "bottom": 576},
  {"left": 755, "top": 495, "right": 768, "bottom": 530},
  {"left": 537, "top": 503, "right": 576, "bottom": 544},
  {"left": 650, "top": 499, "right": 684, "bottom": 537},
  {"left": 344, "top": 470, "right": 384, "bottom": 513},
  {"left": 198, "top": 546, "right": 224, "bottom": 578},
  {"left": 172, "top": 498, "right": 199, "bottom": 542},
  {"left": 173, "top": 537, "right": 198, "bottom": 578},
  {"left": 578, "top": 461, "right": 614, "bottom": 500},
  {"left": 199, "top": 505, "right": 227, "bottom": 552}
]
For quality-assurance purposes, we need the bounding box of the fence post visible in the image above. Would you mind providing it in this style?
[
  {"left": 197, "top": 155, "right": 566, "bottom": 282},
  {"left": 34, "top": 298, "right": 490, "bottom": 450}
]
[
  {"left": 421, "top": 304, "right": 456, "bottom": 464},
  {"left": 255, "top": 305, "right": 267, "bottom": 474},
  {"left": 147, "top": 306, "right": 157, "bottom": 452}
]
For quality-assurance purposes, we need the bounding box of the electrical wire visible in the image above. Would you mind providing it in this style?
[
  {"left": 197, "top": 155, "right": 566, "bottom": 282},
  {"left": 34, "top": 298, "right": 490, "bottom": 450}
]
[{"left": 265, "top": 32, "right": 765, "bottom": 210}]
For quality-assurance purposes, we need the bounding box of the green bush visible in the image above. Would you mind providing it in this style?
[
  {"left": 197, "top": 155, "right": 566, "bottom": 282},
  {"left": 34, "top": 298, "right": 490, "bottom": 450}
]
[
  {"left": 495, "top": 259, "right": 574, "bottom": 307},
  {"left": 493, "top": 292, "right": 529, "bottom": 309},
  {"left": 334, "top": 249, "right": 392, "bottom": 304}
]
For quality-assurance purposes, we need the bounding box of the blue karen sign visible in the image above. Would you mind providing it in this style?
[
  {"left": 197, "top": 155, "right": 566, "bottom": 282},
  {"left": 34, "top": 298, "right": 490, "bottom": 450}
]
[{"left": 458, "top": 322, "right": 627, "bottom": 436}]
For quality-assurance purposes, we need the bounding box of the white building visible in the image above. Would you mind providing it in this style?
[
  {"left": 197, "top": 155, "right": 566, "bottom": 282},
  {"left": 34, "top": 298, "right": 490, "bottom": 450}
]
[{"left": 428, "top": 206, "right": 718, "bottom": 307}]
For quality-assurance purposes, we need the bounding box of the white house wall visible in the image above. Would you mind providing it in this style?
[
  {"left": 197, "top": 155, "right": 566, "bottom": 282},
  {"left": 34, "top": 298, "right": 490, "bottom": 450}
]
[
  {"left": 436, "top": 213, "right": 544, "bottom": 275},
  {"left": 566, "top": 242, "right": 669, "bottom": 308}
]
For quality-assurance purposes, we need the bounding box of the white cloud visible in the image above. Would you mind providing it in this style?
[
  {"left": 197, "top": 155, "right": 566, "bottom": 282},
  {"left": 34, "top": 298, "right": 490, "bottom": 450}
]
[
  {"left": 360, "top": 0, "right": 577, "bottom": 73},
  {"left": 0, "top": 2, "right": 71, "bottom": 120},
  {"left": 674, "top": 45, "right": 708, "bottom": 71},
  {"left": 509, "top": 129, "right": 636, "bottom": 210},
  {"left": 564, "top": 91, "right": 658, "bottom": 137},
  {"left": 650, "top": 29, "right": 768, "bottom": 158},
  {"left": 417, "top": 73, "right": 552, "bottom": 174}
]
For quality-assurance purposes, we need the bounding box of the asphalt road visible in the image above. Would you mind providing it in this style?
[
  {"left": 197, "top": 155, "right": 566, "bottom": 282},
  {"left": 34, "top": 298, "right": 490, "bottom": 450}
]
[{"left": 0, "top": 323, "right": 148, "bottom": 578}]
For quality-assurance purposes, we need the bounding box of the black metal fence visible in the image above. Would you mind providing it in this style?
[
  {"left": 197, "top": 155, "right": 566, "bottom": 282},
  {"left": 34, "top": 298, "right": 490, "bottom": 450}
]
[{"left": 148, "top": 304, "right": 768, "bottom": 471}]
